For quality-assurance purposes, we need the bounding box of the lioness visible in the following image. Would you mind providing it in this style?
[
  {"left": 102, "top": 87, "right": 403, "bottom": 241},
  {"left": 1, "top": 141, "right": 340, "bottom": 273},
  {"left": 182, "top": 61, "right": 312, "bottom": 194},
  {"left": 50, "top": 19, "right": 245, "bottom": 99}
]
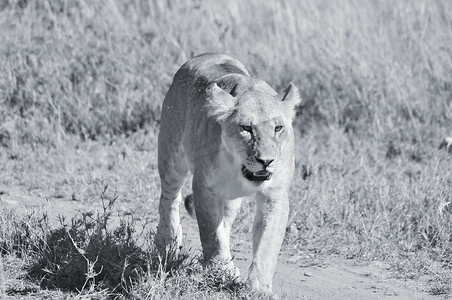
[{"left": 156, "top": 53, "right": 300, "bottom": 294}]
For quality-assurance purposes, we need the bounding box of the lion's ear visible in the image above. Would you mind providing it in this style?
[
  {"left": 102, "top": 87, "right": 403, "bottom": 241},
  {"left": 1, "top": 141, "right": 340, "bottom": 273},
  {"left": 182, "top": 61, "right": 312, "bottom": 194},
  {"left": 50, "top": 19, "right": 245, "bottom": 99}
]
[
  {"left": 279, "top": 82, "right": 301, "bottom": 120},
  {"left": 206, "top": 83, "right": 237, "bottom": 121}
]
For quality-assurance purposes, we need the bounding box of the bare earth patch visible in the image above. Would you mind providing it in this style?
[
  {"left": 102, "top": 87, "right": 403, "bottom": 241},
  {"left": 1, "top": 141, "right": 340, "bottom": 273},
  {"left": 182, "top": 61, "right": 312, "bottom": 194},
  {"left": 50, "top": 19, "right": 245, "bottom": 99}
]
[
  {"left": 179, "top": 215, "right": 437, "bottom": 300},
  {"left": 266, "top": 258, "right": 432, "bottom": 299}
]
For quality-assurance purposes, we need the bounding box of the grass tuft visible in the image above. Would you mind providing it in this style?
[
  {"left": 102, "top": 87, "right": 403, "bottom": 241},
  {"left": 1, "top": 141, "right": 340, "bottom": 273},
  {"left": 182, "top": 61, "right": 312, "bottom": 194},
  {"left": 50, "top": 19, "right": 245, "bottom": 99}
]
[{"left": 25, "top": 187, "right": 148, "bottom": 294}]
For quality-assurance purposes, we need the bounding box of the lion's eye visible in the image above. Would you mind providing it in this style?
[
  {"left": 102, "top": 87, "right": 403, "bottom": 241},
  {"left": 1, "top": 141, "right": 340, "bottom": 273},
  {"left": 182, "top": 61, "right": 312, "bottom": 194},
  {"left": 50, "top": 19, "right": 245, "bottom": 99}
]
[
  {"left": 275, "top": 126, "right": 283, "bottom": 133},
  {"left": 241, "top": 125, "right": 252, "bottom": 133}
]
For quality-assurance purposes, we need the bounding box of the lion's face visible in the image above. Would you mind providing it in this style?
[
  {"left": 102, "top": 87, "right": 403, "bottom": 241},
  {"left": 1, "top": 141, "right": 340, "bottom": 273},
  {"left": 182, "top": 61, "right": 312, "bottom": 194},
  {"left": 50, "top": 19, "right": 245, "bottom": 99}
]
[{"left": 206, "top": 81, "right": 301, "bottom": 184}]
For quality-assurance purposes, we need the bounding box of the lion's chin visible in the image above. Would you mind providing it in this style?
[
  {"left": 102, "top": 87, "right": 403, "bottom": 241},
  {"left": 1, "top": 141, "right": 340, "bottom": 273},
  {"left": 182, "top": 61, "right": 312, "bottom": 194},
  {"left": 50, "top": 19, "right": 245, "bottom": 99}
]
[{"left": 241, "top": 165, "right": 272, "bottom": 182}]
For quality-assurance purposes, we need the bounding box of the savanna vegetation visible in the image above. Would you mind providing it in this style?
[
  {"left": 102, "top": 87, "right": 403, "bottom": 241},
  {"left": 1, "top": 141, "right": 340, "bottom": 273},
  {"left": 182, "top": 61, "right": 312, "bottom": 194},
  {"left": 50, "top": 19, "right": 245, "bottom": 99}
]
[{"left": 1, "top": 0, "right": 452, "bottom": 298}]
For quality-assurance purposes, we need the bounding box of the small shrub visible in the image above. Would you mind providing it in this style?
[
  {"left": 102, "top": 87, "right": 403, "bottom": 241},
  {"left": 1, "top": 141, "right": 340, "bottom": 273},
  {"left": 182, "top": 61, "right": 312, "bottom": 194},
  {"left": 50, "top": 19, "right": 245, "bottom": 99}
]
[{"left": 27, "top": 188, "right": 149, "bottom": 294}]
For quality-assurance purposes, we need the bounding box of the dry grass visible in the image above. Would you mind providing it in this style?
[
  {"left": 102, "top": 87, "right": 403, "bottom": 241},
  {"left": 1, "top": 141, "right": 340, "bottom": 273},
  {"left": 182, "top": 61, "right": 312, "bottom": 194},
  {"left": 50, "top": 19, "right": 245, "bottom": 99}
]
[{"left": 1, "top": 0, "right": 452, "bottom": 298}]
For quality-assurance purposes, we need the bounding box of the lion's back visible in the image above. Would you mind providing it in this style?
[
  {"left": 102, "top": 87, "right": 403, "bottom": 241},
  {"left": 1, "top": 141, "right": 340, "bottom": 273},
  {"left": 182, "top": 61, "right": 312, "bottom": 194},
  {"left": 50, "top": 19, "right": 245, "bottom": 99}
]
[
  {"left": 161, "top": 53, "right": 249, "bottom": 117},
  {"left": 158, "top": 54, "right": 250, "bottom": 173},
  {"left": 183, "top": 53, "right": 249, "bottom": 83}
]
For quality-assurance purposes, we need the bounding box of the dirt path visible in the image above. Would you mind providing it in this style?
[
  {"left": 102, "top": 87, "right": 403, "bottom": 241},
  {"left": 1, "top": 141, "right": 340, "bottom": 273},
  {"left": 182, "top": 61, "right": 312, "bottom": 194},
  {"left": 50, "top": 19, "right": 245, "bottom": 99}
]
[
  {"left": 236, "top": 257, "right": 434, "bottom": 300},
  {"left": 180, "top": 216, "right": 437, "bottom": 300}
]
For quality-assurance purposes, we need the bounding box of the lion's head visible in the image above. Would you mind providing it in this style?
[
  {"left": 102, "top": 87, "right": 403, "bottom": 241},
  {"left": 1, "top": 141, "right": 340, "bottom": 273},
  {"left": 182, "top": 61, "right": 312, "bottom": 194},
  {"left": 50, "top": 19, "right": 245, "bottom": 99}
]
[{"left": 206, "top": 78, "right": 301, "bottom": 184}]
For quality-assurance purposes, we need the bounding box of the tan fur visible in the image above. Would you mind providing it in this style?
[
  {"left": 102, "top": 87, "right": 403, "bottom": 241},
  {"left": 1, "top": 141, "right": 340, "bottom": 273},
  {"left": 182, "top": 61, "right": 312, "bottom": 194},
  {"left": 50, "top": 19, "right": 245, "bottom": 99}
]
[{"left": 156, "top": 53, "right": 301, "bottom": 294}]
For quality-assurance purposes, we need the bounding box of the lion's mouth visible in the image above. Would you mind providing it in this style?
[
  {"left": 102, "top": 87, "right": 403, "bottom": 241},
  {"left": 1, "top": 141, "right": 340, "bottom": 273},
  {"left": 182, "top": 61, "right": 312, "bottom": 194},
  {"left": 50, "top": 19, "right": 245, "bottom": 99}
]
[{"left": 241, "top": 165, "right": 272, "bottom": 182}]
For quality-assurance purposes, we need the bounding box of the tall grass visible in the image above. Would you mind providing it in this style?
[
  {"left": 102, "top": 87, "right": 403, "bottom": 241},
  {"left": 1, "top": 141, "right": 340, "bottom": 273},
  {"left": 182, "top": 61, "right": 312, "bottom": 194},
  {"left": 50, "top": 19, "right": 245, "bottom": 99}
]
[{"left": 1, "top": 0, "right": 451, "bottom": 144}]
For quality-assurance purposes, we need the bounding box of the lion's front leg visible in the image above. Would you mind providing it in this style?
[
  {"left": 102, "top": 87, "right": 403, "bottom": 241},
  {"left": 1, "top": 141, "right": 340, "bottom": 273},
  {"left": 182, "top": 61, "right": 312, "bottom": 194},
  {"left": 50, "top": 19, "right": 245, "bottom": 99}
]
[
  {"left": 248, "top": 191, "right": 289, "bottom": 293},
  {"left": 192, "top": 178, "right": 242, "bottom": 274}
]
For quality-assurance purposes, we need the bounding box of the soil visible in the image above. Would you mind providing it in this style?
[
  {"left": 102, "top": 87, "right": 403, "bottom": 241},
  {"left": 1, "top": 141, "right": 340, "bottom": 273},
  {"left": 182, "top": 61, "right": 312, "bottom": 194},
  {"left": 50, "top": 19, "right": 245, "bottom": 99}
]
[
  {"left": 178, "top": 215, "right": 438, "bottom": 300},
  {"left": 245, "top": 257, "right": 434, "bottom": 300}
]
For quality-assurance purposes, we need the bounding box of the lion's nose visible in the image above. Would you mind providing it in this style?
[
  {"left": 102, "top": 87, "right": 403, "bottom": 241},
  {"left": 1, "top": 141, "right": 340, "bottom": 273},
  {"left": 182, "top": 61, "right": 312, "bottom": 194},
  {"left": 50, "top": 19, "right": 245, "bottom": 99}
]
[{"left": 256, "top": 157, "right": 274, "bottom": 168}]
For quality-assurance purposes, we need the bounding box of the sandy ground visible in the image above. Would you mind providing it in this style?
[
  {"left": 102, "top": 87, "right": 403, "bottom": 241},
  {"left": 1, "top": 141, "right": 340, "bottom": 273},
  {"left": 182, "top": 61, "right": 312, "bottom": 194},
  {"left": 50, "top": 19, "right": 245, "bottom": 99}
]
[
  {"left": 0, "top": 165, "right": 443, "bottom": 300},
  {"left": 241, "top": 258, "right": 434, "bottom": 300},
  {"left": 177, "top": 215, "right": 438, "bottom": 300}
]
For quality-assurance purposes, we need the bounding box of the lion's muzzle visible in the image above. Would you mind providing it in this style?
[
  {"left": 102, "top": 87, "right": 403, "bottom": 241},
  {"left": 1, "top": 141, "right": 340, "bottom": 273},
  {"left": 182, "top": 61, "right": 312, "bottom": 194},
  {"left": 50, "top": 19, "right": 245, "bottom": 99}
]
[{"left": 241, "top": 165, "right": 272, "bottom": 182}]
